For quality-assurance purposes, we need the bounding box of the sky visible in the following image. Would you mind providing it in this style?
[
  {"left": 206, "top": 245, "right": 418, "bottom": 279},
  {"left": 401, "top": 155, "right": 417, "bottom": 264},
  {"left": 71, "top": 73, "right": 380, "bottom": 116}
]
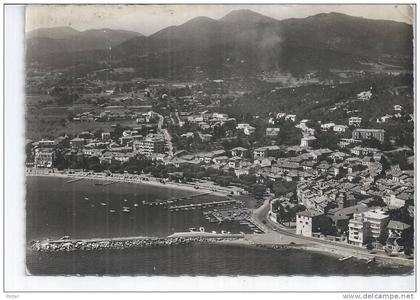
[{"left": 26, "top": 4, "right": 414, "bottom": 36}]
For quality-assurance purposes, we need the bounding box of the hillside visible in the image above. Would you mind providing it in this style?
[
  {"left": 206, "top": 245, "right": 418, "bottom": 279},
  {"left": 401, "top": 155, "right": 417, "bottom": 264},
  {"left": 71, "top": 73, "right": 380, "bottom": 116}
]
[
  {"left": 26, "top": 27, "right": 143, "bottom": 60},
  {"left": 26, "top": 10, "right": 413, "bottom": 77}
]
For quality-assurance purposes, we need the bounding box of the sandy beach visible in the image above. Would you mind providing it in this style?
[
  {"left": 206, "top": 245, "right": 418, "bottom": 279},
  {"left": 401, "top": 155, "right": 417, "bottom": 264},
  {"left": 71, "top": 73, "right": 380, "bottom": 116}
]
[{"left": 26, "top": 169, "right": 232, "bottom": 198}]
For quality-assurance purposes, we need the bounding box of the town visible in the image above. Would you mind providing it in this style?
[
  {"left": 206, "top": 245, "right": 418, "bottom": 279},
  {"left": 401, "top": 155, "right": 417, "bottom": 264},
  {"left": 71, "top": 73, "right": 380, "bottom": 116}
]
[{"left": 25, "top": 67, "right": 414, "bottom": 259}]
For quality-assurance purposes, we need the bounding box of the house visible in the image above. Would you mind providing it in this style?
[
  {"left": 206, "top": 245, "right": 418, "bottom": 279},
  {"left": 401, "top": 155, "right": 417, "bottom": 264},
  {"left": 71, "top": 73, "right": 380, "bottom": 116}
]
[
  {"left": 236, "top": 123, "right": 251, "bottom": 130},
  {"left": 357, "top": 90, "right": 372, "bottom": 101},
  {"left": 296, "top": 210, "right": 324, "bottom": 237},
  {"left": 36, "top": 140, "right": 57, "bottom": 148},
  {"left": 321, "top": 122, "right": 335, "bottom": 131},
  {"left": 309, "top": 148, "right": 333, "bottom": 160},
  {"left": 388, "top": 192, "right": 413, "bottom": 209},
  {"left": 333, "top": 125, "right": 349, "bottom": 133},
  {"left": 253, "top": 146, "right": 281, "bottom": 159},
  {"left": 181, "top": 132, "right": 194, "bottom": 138},
  {"left": 101, "top": 132, "right": 111, "bottom": 141},
  {"left": 199, "top": 133, "right": 213, "bottom": 142},
  {"left": 300, "top": 136, "right": 317, "bottom": 148},
  {"left": 70, "top": 138, "right": 85, "bottom": 149},
  {"left": 285, "top": 114, "right": 297, "bottom": 122},
  {"left": 385, "top": 220, "right": 412, "bottom": 254},
  {"left": 338, "top": 138, "right": 362, "bottom": 148},
  {"left": 393, "top": 105, "right": 403, "bottom": 112},
  {"left": 244, "top": 126, "right": 256, "bottom": 135},
  {"left": 234, "top": 168, "right": 250, "bottom": 178},
  {"left": 348, "top": 117, "right": 362, "bottom": 127},
  {"left": 228, "top": 157, "right": 242, "bottom": 168},
  {"left": 266, "top": 127, "right": 280, "bottom": 136},
  {"left": 231, "top": 147, "right": 249, "bottom": 158},
  {"left": 213, "top": 156, "right": 229, "bottom": 165},
  {"left": 377, "top": 114, "right": 393, "bottom": 123}
]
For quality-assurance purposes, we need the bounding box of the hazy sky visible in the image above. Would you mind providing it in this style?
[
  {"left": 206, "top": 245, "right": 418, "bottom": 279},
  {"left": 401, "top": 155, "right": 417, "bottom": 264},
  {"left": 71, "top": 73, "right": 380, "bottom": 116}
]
[{"left": 26, "top": 4, "right": 414, "bottom": 36}]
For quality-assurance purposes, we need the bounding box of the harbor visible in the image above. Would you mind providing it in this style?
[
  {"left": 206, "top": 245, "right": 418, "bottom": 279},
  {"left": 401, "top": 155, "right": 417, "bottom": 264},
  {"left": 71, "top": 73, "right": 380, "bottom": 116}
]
[{"left": 203, "top": 208, "right": 265, "bottom": 233}]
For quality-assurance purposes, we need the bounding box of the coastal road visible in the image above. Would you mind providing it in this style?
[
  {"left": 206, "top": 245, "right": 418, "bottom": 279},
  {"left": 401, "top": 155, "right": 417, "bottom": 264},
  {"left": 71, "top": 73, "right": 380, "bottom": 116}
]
[{"left": 250, "top": 199, "right": 413, "bottom": 266}]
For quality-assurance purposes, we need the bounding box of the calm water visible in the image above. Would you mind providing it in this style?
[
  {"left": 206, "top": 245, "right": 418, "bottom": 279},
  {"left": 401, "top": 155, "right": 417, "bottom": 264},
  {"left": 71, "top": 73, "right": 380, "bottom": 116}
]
[{"left": 26, "top": 176, "right": 413, "bottom": 276}]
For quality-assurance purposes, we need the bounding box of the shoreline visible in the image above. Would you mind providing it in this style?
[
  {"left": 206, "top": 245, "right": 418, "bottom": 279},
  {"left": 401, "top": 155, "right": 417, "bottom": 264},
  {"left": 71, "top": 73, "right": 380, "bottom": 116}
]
[
  {"left": 26, "top": 171, "right": 414, "bottom": 270},
  {"left": 26, "top": 170, "right": 230, "bottom": 198}
]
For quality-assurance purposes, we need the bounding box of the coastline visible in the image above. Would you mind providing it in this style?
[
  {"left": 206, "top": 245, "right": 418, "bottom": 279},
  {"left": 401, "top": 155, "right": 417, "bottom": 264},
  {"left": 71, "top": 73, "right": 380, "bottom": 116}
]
[
  {"left": 26, "top": 170, "right": 230, "bottom": 198},
  {"left": 26, "top": 170, "right": 414, "bottom": 270}
]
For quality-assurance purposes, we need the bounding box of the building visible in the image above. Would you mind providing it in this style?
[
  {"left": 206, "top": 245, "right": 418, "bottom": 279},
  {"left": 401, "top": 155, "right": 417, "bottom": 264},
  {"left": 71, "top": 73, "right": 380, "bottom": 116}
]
[
  {"left": 70, "top": 138, "right": 85, "bottom": 149},
  {"left": 36, "top": 140, "right": 56, "bottom": 148},
  {"left": 285, "top": 114, "right": 296, "bottom": 122},
  {"left": 321, "top": 123, "right": 335, "bottom": 131},
  {"left": 296, "top": 210, "right": 324, "bottom": 237},
  {"left": 348, "top": 209, "right": 390, "bottom": 247},
  {"left": 244, "top": 126, "right": 256, "bottom": 135},
  {"left": 253, "top": 146, "right": 281, "bottom": 159},
  {"left": 34, "top": 149, "right": 54, "bottom": 168},
  {"left": 266, "top": 127, "right": 280, "bottom": 136},
  {"left": 231, "top": 147, "right": 249, "bottom": 158},
  {"left": 393, "top": 105, "right": 403, "bottom": 112},
  {"left": 300, "top": 136, "right": 317, "bottom": 148},
  {"left": 333, "top": 125, "right": 349, "bottom": 133},
  {"left": 348, "top": 213, "right": 368, "bottom": 247},
  {"left": 352, "top": 129, "right": 386, "bottom": 143},
  {"left": 133, "top": 135, "right": 166, "bottom": 156},
  {"left": 101, "top": 132, "right": 111, "bottom": 141},
  {"left": 348, "top": 117, "right": 362, "bottom": 127}
]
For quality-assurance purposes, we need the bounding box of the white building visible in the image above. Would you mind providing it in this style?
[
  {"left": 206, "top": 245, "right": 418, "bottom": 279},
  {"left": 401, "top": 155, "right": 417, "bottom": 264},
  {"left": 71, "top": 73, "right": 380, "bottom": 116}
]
[
  {"left": 296, "top": 210, "right": 323, "bottom": 237},
  {"left": 133, "top": 135, "right": 166, "bottom": 156},
  {"left": 321, "top": 122, "right": 335, "bottom": 131},
  {"left": 348, "top": 117, "right": 362, "bottom": 127},
  {"left": 348, "top": 209, "right": 389, "bottom": 247},
  {"left": 333, "top": 125, "right": 349, "bottom": 133},
  {"left": 300, "top": 136, "right": 317, "bottom": 148},
  {"left": 34, "top": 149, "right": 54, "bottom": 168}
]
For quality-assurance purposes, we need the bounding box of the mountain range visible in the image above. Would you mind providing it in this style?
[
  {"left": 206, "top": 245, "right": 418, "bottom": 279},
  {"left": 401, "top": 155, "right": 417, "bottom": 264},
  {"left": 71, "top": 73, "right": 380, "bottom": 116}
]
[
  {"left": 26, "top": 27, "right": 143, "bottom": 57},
  {"left": 26, "top": 9, "right": 413, "bottom": 77}
]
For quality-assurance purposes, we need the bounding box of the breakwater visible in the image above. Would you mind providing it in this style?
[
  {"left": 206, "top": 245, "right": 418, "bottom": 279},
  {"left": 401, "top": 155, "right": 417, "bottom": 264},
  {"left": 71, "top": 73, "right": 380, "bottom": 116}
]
[{"left": 29, "top": 233, "right": 244, "bottom": 253}]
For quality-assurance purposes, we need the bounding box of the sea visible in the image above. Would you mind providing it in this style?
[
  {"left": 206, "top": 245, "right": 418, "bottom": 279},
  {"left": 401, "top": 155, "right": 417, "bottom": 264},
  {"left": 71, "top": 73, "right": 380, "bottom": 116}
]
[{"left": 26, "top": 176, "right": 413, "bottom": 276}]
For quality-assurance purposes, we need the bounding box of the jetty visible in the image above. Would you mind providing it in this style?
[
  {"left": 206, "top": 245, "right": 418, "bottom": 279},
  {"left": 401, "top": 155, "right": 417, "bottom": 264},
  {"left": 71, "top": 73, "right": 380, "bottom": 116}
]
[
  {"left": 338, "top": 255, "right": 353, "bottom": 262},
  {"left": 142, "top": 192, "right": 214, "bottom": 207},
  {"left": 67, "top": 178, "right": 85, "bottom": 183},
  {"left": 94, "top": 181, "right": 116, "bottom": 186},
  {"left": 169, "top": 200, "right": 239, "bottom": 211},
  {"left": 29, "top": 231, "right": 244, "bottom": 253}
]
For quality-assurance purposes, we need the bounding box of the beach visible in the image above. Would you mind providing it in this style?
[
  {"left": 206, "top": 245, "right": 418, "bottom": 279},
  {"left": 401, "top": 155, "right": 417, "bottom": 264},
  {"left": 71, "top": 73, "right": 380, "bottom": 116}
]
[{"left": 26, "top": 168, "right": 235, "bottom": 197}]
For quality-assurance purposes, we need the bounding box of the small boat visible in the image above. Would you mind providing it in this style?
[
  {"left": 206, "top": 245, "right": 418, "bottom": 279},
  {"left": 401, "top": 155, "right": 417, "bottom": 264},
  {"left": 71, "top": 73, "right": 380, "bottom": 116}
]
[
  {"left": 189, "top": 227, "right": 197, "bottom": 232},
  {"left": 122, "top": 206, "right": 130, "bottom": 213},
  {"left": 109, "top": 209, "right": 116, "bottom": 213},
  {"left": 84, "top": 197, "right": 89, "bottom": 201},
  {"left": 100, "top": 202, "right": 107, "bottom": 206},
  {"left": 124, "top": 199, "right": 128, "bottom": 202},
  {"left": 133, "top": 203, "right": 138, "bottom": 207}
]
